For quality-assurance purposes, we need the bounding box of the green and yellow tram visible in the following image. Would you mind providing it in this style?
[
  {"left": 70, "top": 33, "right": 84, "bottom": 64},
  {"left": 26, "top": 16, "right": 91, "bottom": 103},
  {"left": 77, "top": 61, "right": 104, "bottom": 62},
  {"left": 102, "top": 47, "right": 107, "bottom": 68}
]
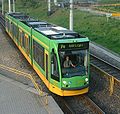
[{"left": 5, "top": 12, "right": 89, "bottom": 96}]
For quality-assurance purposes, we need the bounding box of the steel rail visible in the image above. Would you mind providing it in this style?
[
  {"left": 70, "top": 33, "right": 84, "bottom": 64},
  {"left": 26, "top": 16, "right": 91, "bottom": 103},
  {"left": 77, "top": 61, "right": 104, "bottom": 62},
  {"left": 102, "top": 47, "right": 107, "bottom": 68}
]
[
  {"left": 90, "top": 53, "right": 120, "bottom": 82},
  {"left": 0, "top": 12, "right": 5, "bottom": 28},
  {"left": 60, "top": 97, "right": 74, "bottom": 114},
  {"left": 90, "top": 53, "right": 120, "bottom": 71},
  {"left": 74, "top": 95, "right": 105, "bottom": 114}
]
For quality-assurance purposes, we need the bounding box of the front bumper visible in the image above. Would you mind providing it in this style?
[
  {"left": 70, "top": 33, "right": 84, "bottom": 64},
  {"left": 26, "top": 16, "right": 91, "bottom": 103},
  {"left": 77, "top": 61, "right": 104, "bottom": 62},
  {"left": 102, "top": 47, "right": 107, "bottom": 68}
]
[{"left": 61, "top": 83, "right": 89, "bottom": 90}]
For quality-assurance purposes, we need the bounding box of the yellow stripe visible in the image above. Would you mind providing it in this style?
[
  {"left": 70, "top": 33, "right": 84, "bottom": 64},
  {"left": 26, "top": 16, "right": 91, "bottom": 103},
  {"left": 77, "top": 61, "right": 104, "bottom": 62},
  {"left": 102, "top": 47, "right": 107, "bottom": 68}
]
[
  {"left": 6, "top": 16, "right": 17, "bottom": 26},
  {"left": 18, "top": 46, "right": 31, "bottom": 65},
  {"left": 12, "top": 21, "right": 17, "bottom": 26},
  {"left": 18, "top": 25, "right": 31, "bottom": 35},
  {"left": 45, "top": 50, "right": 49, "bottom": 55},
  {"left": 32, "top": 35, "right": 49, "bottom": 50}
]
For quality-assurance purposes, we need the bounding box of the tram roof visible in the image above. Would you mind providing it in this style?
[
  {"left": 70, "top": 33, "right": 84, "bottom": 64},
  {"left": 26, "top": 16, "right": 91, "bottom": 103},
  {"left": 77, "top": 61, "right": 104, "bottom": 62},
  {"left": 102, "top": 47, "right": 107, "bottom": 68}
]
[{"left": 8, "top": 12, "right": 85, "bottom": 39}]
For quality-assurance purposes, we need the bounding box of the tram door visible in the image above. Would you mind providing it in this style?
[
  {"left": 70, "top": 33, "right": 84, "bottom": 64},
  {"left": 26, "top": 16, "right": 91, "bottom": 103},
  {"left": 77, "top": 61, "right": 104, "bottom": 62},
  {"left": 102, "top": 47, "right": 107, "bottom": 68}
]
[
  {"left": 25, "top": 34, "right": 29, "bottom": 56},
  {"left": 45, "top": 50, "right": 48, "bottom": 80}
]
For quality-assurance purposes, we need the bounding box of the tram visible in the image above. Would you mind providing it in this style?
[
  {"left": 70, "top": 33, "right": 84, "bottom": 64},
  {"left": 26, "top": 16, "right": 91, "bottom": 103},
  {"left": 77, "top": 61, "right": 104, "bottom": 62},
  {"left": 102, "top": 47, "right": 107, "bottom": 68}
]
[{"left": 5, "top": 12, "right": 89, "bottom": 96}]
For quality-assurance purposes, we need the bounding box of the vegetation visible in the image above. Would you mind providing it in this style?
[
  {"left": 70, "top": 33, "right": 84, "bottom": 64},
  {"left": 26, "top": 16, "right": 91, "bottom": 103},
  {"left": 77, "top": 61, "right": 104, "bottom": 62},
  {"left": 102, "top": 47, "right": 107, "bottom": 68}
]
[
  {"left": 2, "top": 0, "right": 120, "bottom": 54},
  {"left": 96, "top": 6, "right": 120, "bottom": 13},
  {"left": 97, "top": 0, "right": 120, "bottom": 4}
]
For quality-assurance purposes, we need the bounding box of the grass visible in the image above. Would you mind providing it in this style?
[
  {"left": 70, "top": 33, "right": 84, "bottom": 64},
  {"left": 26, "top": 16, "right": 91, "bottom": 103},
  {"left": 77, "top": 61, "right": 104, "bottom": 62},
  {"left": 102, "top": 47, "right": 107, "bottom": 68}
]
[
  {"left": 96, "top": 6, "right": 120, "bottom": 13},
  {"left": 3, "top": 0, "right": 120, "bottom": 54},
  {"left": 98, "top": 0, "right": 120, "bottom": 4}
]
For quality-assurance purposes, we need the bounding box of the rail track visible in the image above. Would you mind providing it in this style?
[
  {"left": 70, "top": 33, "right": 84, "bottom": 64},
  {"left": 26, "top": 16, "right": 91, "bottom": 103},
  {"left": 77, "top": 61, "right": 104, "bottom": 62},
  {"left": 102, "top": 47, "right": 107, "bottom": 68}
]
[
  {"left": 90, "top": 53, "right": 120, "bottom": 81},
  {"left": 75, "top": 95, "right": 105, "bottom": 114},
  {"left": 63, "top": 95, "right": 105, "bottom": 114},
  {"left": 0, "top": 12, "right": 5, "bottom": 28},
  {"left": 90, "top": 53, "right": 120, "bottom": 95}
]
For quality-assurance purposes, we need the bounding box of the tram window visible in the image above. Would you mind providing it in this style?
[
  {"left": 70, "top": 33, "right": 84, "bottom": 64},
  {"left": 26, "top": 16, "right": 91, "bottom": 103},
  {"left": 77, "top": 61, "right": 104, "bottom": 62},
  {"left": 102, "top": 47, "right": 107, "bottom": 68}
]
[
  {"left": 6, "top": 20, "right": 9, "bottom": 30},
  {"left": 25, "top": 35, "right": 30, "bottom": 55},
  {"left": 12, "top": 25, "right": 17, "bottom": 39},
  {"left": 33, "top": 40, "right": 44, "bottom": 70},
  {"left": 59, "top": 50, "right": 88, "bottom": 78},
  {"left": 12, "top": 24, "right": 16, "bottom": 37},
  {"left": 12, "top": 25, "right": 14, "bottom": 35},
  {"left": 9, "top": 22, "right": 12, "bottom": 33},
  {"left": 51, "top": 53, "right": 59, "bottom": 81},
  {"left": 15, "top": 26, "right": 18, "bottom": 39},
  {"left": 21, "top": 32, "right": 26, "bottom": 48},
  {"left": 18, "top": 30, "right": 22, "bottom": 43},
  {"left": 8, "top": 20, "right": 10, "bottom": 31}
]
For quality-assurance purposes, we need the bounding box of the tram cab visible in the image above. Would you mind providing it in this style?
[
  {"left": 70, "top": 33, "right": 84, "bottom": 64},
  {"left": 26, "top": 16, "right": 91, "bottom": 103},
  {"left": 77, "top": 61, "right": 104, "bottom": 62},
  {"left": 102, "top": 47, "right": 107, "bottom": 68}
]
[{"left": 50, "top": 40, "right": 89, "bottom": 96}]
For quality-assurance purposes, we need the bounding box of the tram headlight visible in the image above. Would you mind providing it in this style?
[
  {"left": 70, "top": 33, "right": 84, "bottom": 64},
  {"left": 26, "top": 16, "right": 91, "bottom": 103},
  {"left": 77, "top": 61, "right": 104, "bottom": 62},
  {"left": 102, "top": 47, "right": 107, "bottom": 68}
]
[
  {"left": 68, "top": 81, "right": 72, "bottom": 84},
  {"left": 85, "top": 78, "right": 88, "bottom": 82},
  {"left": 63, "top": 81, "right": 67, "bottom": 85}
]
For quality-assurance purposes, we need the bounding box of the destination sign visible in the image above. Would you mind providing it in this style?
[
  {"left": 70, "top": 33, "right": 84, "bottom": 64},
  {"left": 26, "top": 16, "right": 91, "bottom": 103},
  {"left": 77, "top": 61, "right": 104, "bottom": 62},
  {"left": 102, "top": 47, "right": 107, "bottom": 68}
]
[{"left": 58, "top": 42, "right": 89, "bottom": 50}]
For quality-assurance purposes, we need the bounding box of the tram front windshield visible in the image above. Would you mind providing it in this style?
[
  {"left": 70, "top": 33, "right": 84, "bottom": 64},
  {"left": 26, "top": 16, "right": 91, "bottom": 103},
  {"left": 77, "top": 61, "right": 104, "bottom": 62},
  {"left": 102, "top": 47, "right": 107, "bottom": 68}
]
[{"left": 59, "top": 50, "right": 88, "bottom": 78}]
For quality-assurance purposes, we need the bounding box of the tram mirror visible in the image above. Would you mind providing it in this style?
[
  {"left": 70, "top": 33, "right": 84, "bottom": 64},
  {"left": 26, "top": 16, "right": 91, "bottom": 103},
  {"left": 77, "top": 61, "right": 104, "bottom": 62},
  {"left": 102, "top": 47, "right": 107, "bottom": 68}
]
[
  {"left": 51, "top": 49, "right": 55, "bottom": 75},
  {"left": 51, "top": 62, "right": 54, "bottom": 75},
  {"left": 51, "top": 49, "right": 55, "bottom": 63},
  {"left": 52, "top": 48, "right": 54, "bottom": 53},
  {"left": 51, "top": 53, "right": 54, "bottom": 74}
]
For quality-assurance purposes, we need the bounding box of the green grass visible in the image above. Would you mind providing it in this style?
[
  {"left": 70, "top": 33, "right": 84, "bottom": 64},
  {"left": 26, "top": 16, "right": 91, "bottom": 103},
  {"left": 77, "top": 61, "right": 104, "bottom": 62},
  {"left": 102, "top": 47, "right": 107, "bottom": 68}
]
[
  {"left": 96, "top": 6, "right": 120, "bottom": 12},
  {"left": 3, "top": 0, "right": 120, "bottom": 54},
  {"left": 98, "top": 0, "right": 120, "bottom": 4}
]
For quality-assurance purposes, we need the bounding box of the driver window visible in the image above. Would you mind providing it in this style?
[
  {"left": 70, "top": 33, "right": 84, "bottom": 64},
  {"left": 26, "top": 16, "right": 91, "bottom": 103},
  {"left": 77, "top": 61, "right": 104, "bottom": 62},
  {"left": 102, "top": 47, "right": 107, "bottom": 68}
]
[{"left": 51, "top": 54, "right": 60, "bottom": 81}]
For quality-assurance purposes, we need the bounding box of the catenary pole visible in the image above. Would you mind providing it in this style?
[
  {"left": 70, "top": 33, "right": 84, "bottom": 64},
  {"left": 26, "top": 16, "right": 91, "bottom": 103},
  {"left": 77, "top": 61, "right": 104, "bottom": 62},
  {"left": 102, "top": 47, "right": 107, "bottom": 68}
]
[
  {"left": 69, "top": 0, "right": 73, "bottom": 31},
  {"left": 13, "top": 0, "right": 15, "bottom": 12},
  {"left": 8, "top": 0, "right": 11, "bottom": 13},
  {"left": 2, "top": 0, "right": 4, "bottom": 14},
  {"left": 48, "top": 0, "right": 51, "bottom": 15},
  {"left": 54, "top": 0, "right": 57, "bottom": 6}
]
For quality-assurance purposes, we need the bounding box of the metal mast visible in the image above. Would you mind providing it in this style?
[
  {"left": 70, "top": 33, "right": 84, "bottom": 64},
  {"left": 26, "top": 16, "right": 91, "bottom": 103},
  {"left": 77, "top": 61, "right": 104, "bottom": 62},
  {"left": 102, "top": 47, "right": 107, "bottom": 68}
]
[
  {"left": 69, "top": 0, "right": 73, "bottom": 31},
  {"left": 2, "top": 0, "right": 4, "bottom": 14},
  {"left": 48, "top": 0, "right": 51, "bottom": 15},
  {"left": 8, "top": 0, "right": 11, "bottom": 13},
  {"left": 13, "top": 0, "right": 15, "bottom": 12},
  {"left": 54, "top": 0, "right": 57, "bottom": 6}
]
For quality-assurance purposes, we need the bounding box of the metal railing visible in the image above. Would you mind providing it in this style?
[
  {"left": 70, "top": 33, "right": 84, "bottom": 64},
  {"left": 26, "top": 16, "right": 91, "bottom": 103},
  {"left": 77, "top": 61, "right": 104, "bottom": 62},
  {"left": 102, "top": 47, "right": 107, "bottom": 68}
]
[{"left": 0, "top": 64, "right": 48, "bottom": 104}]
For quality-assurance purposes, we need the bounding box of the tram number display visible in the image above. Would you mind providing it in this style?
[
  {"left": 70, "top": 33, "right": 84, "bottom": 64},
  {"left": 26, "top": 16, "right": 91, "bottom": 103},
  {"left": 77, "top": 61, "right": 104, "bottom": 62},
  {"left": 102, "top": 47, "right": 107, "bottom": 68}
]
[{"left": 58, "top": 42, "right": 89, "bottom": 50}]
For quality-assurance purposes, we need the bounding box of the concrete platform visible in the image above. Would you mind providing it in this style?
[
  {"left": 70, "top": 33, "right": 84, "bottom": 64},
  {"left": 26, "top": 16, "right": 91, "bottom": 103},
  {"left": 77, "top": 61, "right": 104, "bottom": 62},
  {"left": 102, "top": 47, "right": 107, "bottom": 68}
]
[
  {"left": 90, "top": 42, "right": 120, "bottom": 68},
  {"left": 0, "top": 74, "right": 63, "bottom": 114}
]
